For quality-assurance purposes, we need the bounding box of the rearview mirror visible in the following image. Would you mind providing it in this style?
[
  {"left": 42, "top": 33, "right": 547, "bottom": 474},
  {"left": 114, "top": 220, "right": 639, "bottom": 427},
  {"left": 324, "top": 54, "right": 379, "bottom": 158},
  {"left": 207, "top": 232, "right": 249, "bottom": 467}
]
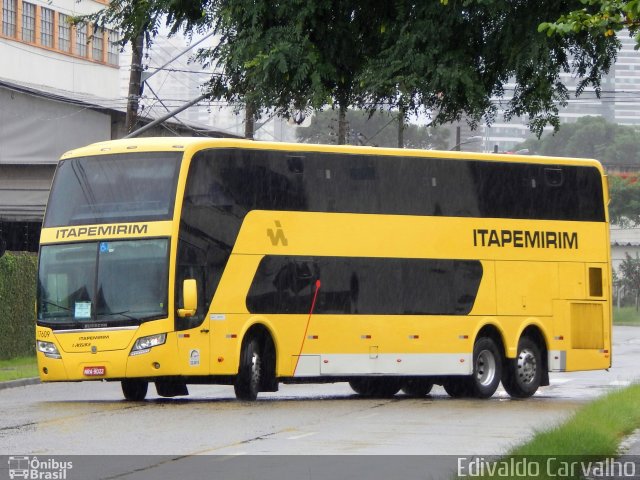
[{"left": 177, "top": 279, "right": 197, "bottom": 318}]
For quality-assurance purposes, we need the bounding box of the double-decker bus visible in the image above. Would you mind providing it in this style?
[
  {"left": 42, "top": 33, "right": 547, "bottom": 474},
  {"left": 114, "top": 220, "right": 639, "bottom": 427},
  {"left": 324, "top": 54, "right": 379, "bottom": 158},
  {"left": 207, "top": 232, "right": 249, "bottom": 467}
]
[{"left": 36, "top": 138, "right": 611, "bottom": 401}]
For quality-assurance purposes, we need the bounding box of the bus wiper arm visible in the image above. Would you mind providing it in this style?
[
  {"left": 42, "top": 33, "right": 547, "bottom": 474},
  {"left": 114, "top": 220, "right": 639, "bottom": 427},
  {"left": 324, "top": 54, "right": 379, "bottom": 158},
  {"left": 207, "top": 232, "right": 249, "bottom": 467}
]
[
  {"left": 96, "top": 310, "right": 139, "bottom": 322},
  {"left": 41, "top": 300, "right": 71, "bottom": 311}
]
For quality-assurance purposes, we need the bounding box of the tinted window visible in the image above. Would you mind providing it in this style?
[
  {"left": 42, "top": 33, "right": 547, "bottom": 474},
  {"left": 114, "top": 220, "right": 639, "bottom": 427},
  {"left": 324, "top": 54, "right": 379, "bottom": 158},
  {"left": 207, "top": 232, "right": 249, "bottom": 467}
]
[
  {"left": 44, "top": 152, "right": 182, "bottom": 227},
  {"left": 38, "top": 239, "right": 169, "bottom": 329},
  {"left": 191, "top": 149, "right": 605, "bottom": 222},
  {"left": 246, "top": 256, "right": 483, "bottom": 316}
]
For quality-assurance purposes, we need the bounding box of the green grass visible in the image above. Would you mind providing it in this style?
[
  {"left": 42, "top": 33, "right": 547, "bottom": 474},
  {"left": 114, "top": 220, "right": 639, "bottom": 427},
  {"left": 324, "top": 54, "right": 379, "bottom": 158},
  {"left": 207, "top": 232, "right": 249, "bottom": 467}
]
[
  {"left": 479, "top": 384, "right": 640, "bottom": 479},
  {"left": 613, "top": 306, "right": 640, "bottom": 326},
  {"left": 0, "top": 356, "right": 38, "bottom": 382}
]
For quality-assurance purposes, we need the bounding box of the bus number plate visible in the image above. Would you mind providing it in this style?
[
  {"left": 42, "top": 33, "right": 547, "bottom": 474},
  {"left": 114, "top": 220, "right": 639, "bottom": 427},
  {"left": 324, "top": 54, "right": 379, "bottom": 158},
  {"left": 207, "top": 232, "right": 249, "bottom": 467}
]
[{"left": 83, "top": 366, "right": 106, "bottom": 376}]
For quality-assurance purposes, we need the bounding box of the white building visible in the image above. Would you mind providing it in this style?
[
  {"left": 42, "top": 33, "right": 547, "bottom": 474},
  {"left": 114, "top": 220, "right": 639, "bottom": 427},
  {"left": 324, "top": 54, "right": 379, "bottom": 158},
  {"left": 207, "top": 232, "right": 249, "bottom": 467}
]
[
  {"left": 121, "top": 30, "right": 297, "bottom": 141},
  {"left": 0, "top": 0, "right": 122, "bottom": 250},
  {"left": 0, "top": 1, "right": 229, "bottom": 251}
]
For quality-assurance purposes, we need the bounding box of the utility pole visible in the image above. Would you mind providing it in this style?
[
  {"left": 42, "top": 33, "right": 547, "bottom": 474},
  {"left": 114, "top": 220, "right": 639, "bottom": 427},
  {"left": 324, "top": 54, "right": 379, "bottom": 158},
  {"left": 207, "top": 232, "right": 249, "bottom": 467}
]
[{"left": 125, "top": 31, "right": 145, "bottom": 134}]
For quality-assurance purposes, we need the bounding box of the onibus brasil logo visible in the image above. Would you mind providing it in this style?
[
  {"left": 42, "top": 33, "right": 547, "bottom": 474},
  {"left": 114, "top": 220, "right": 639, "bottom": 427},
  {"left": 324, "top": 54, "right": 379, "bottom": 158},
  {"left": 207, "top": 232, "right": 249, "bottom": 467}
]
[{"left": 7, "top": 456, "right": 72, "bottom": 479}]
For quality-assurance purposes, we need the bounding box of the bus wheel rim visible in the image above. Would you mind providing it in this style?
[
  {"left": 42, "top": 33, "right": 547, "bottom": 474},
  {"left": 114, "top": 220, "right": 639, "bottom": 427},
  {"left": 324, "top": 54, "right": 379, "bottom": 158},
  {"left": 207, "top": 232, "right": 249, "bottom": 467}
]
[
  {"left": 475, "top": 349, "right": 496, "bottom": 387},
  {"left": 517, "top": 349, "right": 537, "bottom": 384}
]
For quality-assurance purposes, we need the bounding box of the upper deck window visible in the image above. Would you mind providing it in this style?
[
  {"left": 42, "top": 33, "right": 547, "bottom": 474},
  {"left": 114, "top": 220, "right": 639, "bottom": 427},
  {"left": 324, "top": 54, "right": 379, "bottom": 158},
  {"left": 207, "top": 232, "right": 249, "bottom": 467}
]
[{"left": 44, "top": 152, "right": 182, "bottom": 227}]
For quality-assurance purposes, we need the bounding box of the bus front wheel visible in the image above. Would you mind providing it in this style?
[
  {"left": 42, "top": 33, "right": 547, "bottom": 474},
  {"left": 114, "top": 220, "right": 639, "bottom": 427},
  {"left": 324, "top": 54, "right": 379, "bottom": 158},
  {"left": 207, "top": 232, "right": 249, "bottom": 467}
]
[
  {"left": 122, "top": 379, "right": 148, "bottom": 401},
  {"left": 234, "top": 337, "right": 262, "bottom": 401},
  {"left": 502, "top": 337, "right": 542, "bottom": 398}
]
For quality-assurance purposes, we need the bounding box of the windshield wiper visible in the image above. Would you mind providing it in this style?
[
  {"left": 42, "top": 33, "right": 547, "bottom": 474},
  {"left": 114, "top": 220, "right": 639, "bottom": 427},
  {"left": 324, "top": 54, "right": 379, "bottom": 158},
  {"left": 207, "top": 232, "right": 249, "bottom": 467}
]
[
  {"left": 96, "top": 310, "right": 140, "bottom": 322},
  {"left": 41, "top": 300, "right": 71, "bottom": 312}
]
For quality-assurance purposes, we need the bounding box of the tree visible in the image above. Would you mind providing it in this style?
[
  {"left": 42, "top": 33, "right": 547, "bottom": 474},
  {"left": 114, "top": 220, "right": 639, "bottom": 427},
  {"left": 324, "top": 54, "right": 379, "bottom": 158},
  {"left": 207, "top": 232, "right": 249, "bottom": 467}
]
[
  {"left": 539, "top": 1, "right": 640, "bottom": 47},
  {"left": 619, "top": 252, "right": 640, "bottom": 310},
  {"left": 517, "top": 116, "right": 640, "bottom": 166},
  {"left": 88, "top": 0, "right": 619, "bottom": 141},
  {"left": 609, "top": 174, "right": 640, "bottom": 227},
  {"left": 296, "top": 110, "right": 450, "bottom": 150}
]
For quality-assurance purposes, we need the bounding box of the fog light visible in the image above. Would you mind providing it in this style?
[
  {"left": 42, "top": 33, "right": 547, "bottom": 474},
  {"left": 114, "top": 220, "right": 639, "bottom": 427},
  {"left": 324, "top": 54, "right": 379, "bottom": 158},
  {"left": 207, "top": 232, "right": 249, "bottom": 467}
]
[
  {"left": 43, "top": 367, "right": 48, "bottom": 374},
  {"left": 153, "top": 362, "right": 160, "bottom": 369}
]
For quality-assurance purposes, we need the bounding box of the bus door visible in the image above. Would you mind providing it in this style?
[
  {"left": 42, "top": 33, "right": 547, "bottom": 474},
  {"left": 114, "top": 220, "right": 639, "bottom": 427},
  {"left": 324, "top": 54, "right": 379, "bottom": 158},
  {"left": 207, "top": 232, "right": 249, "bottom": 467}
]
[{"left": 175, "top": 270, "right": 211, "bottom": 375}]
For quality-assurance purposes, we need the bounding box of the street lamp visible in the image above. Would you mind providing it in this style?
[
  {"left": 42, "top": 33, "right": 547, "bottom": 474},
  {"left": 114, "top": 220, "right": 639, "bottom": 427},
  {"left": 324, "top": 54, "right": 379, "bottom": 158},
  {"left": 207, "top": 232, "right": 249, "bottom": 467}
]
[{"left": 449, "top": 135, "right": 482, "bottom": 151}]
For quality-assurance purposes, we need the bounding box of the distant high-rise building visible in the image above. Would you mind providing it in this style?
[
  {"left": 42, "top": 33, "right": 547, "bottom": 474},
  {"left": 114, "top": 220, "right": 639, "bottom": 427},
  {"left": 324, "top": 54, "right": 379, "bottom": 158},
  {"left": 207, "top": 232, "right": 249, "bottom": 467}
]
[{"left": 456, "top": 32, "right": 640, "bottom": 153}]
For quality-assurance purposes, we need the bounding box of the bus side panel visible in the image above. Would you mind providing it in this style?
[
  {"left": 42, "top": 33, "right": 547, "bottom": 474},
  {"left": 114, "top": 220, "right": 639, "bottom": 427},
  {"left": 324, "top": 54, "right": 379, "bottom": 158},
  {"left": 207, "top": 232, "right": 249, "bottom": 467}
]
[{"left": 495, "top": 261, "right": 558, "bottom": 317}]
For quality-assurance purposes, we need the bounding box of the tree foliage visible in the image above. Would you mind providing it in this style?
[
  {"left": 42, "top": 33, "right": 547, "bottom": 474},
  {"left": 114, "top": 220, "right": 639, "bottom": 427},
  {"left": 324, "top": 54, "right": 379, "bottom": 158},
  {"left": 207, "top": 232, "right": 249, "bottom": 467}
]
[
  {"left": 619, "top": 252, "right": 640, "bottom": 310},
  {"left": 609, "top": 174, "right": 640, "bottom": 227},
  {"left": 517, "top": 116, "right": 640, "bottom": 165},
  {"left": 88, "top": 0, "right": 619, "bottom": 137},
  {"left": 540, "top": 0, "right": 640, "bottom": 47},
  {"left": 296, "top": 110, "right": 450, "bottom": 150}
]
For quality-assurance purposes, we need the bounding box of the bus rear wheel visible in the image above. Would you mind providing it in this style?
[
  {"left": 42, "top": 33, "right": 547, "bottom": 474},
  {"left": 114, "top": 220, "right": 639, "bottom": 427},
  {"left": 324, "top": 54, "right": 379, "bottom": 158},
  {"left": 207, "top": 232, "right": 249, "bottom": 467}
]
[
  {"left": 122, "top": 379, "right": 148, "bottom": 401},
  {"left": 401, "top": 378, "right": 434, "bottom": 397},
  {"left": 443, "top": 378, "right": 472, "bottom": 398},
  {"left": 469, "top": 337, "right": 502, "bottom": 399},
  {"left": 234, "top": 337, "right": 262, "bottom": 401},
  {"left": 349, "top": 378, "right": 401, "bottom": 398},
  {"left": 502, "top": 337, "right": 542, "bottom": 398}
]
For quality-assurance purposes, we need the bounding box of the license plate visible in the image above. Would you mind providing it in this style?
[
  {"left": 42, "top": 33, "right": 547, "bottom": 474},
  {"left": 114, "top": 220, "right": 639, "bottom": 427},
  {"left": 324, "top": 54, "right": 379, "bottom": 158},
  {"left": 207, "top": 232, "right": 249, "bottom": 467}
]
[{"left": 83, "top": 366, "right": 106, "bottom": 376}]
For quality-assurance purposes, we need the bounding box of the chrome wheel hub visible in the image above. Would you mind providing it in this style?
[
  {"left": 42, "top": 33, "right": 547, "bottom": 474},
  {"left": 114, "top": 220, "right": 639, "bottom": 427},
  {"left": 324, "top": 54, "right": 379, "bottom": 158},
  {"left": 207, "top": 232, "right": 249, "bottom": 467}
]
[
  {"left": 516, "top": 348, "right": 537, "bottom": 384},
  {"left": 475, "top": 349, "right": 496, "bottom": 387}
]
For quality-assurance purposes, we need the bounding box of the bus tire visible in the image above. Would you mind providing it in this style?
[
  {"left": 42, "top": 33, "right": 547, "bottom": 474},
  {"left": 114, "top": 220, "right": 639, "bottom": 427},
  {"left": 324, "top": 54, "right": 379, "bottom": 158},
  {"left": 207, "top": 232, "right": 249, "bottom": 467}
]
[
  {"left": 470, "top": 337, "right": 502, "bottom": 399},
  {"left": 349, "top": 378, "right": 401, "bottom": 398},
  {"left": 234, "top": 337, "right": 262, "bottom": 401},
  {"left": 122, "top": 379, "right": 148, "bottom": 401},
  {"left": 502, "top": 337, "right": 542, "bottom": 398},
  {"left": 443, "top": 378, "right": 472, "bottom": 398},
  {"left": 401, "top": 378, "right": 434, "bottom": 397}
]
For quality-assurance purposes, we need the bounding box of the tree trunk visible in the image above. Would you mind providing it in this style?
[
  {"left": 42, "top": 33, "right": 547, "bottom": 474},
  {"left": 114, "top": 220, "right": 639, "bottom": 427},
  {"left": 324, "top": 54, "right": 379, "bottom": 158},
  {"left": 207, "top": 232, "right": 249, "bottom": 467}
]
[
  {"left": 397, "top": 110, "right": 405, "bottom": 148},
  {"left": 125, "top": 31, "right": 145, "bottom": 135},
  {"left": 244, "top": 102, "right": 255, "bottom": 139},
  {"left": 338, "top": 105, "right": 348, "bottom": 145}
]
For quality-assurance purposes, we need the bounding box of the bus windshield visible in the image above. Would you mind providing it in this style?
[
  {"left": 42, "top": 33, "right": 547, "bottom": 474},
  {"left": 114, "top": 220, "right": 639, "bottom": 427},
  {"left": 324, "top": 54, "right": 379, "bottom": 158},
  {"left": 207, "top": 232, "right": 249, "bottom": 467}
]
[
  {"left": 44, "top": 152, "right": 182, "bottom": 227},
  {"left": 37, "top": 239, "right": 169, "bottom": 328}
]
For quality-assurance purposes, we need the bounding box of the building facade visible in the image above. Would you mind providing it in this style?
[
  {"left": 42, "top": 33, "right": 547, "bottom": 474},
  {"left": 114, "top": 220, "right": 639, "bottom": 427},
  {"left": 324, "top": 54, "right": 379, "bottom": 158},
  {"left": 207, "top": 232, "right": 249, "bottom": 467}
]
[{"left": 0, "top": 0, "right": 122, "bottom": 251}]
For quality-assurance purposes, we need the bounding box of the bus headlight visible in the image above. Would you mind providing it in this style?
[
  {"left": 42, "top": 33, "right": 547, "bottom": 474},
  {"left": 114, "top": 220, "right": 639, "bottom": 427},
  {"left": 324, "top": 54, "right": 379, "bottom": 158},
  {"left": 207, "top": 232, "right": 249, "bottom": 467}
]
[
  {"left": 37, "top": 341, "right": 62, "bottom": 359},
  {"left": 130, "top": 333, "right": 167, "bottom": 356}
]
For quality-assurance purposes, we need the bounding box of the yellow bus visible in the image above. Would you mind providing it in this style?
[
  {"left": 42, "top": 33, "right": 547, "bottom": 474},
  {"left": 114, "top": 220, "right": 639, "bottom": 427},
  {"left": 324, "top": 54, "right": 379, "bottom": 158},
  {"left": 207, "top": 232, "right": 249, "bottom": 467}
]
[{"left": 36, "top": 138, "right": 612, "bottom": 401}]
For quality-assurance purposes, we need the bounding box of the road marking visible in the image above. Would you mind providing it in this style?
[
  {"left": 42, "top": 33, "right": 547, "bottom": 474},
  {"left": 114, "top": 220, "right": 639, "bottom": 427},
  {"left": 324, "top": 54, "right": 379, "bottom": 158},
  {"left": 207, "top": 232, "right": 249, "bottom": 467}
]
[{"left": 287, "top": 432, "right": 317, "bottom": 440}]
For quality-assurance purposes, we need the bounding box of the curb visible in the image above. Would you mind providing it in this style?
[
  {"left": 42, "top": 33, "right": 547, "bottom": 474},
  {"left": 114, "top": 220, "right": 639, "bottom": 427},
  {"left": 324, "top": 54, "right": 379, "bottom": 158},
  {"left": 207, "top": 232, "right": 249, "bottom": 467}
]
[{"left": 0, "top": 377, "right": 41, "bottom": 391}]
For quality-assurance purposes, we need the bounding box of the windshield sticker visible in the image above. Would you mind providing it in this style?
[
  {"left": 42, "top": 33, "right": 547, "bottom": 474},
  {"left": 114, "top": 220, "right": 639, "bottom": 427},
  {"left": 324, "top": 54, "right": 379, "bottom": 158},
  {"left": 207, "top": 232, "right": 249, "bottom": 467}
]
[
  {"left": 99, "top": 242, "right": 114, "bottom": 253},
  {"left": 75, "top": 301, "right": 92, "bottom": 319}
]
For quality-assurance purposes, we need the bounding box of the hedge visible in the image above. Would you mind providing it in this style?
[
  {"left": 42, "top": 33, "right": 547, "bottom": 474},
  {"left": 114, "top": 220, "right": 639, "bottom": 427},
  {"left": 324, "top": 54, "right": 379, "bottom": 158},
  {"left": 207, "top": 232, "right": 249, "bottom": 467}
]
[{"left": 0, "top": 251, "right": 37, "bottom": 359}]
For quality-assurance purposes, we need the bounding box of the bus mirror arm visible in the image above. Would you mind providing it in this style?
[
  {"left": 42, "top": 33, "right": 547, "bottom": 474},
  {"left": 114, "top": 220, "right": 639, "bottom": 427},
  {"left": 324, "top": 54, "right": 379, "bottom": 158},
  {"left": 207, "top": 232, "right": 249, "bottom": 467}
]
[{"left": 177, "top": 279, "right": 198, "bottom": 318}]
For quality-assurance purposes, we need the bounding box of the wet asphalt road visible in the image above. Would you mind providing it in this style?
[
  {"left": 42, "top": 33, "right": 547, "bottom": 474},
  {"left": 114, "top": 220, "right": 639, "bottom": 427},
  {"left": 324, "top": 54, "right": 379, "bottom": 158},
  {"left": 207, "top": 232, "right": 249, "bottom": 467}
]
[{"left": 0, "top": 327, "right": 638, "bottom": 459}]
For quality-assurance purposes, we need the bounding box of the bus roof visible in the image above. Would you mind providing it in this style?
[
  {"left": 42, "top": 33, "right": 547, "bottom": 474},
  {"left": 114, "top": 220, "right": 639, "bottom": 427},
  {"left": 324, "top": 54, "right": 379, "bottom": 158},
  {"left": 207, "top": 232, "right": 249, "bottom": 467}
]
[{"left": 60, "top": 137, "right": 604, "bottom": 172}]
